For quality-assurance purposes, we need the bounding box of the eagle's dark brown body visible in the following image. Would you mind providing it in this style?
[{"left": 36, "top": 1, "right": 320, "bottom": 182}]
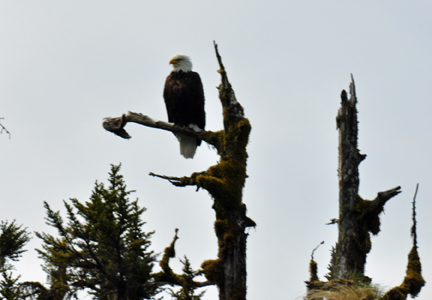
[{"left": 163, "top": 70, "right": 205, "bottom": 148}]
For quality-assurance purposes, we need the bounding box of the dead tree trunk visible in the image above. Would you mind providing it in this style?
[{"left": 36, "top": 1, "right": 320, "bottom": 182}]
[
  {"left": 333, "top": 75, "right": 401, "bottom": 280},
  {"left": 306, "top": 76, "right": 425, "bottom": 299},
  {"left": 103, "top": 42, "right": 254, "bottom": 300}
]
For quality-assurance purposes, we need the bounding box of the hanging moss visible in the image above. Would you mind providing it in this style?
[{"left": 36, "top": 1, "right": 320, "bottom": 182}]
[
  {"left": 353, "top": 196, "right": 383, "bottom": 236},
  {"left": 196, "top": 117, "right": 251, "bottom": 223},
  {"left": 201, "top": 259, "right": 224, "bottom": 285}
]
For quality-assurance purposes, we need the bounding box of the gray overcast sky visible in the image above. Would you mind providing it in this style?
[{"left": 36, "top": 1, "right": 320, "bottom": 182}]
[{"left": 1, "top": 1, "right": 432, "bottom": 299}]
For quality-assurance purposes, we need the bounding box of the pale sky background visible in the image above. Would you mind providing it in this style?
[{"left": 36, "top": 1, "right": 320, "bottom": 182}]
[{"left": 1, "top": 1, "right": 432, "bottom": 299}]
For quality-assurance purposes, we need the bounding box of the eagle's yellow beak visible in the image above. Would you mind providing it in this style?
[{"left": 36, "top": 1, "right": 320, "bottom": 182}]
[{"left": 169, "top": 58, "right": 178, "bottom": 65}]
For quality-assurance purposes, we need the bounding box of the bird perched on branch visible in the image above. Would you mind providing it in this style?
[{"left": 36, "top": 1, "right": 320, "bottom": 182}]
[{"left": 163, "top": 54, "right": 206, "bottom": 158}]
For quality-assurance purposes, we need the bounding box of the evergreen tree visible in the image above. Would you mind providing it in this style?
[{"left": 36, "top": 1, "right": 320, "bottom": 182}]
[
  {"left": 168, "top": 256, "right": 205, "bottom": 300},
  {"left": 0, "top": 220, "right": 30, "bottom": 300},
  {"left": 36, "top": 164, "right": 158, "bottom": 299}
]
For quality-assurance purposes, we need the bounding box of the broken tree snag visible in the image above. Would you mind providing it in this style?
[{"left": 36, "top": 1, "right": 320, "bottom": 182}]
[
  {"left": 332, "top": 75, "right": 401, "bottom": 281},
  {"left": 199, "top": 42, "right": 253, "bottom": 300},
  {"left": 335, "top": 75, "right": 365, "bottom": 211},
  {"left": 152, "top": 42, "right": 254, "bottom": 300},
  {"left": 382, "top": 184, "right": 425, "bottom": 300}
]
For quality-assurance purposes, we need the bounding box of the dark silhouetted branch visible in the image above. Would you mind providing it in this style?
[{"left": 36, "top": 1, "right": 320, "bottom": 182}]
[
  {"left": 311, "top": 241, "right": 324, "bottom": 260},
  {"left": 0, "top": 118, "right": 11, "bottom": 138},
  {"left": 411, "top": 183, "right": 419, "bottom": 246},
  {"left": 369, "top": 186, "right": 402, "bottom": 211}
]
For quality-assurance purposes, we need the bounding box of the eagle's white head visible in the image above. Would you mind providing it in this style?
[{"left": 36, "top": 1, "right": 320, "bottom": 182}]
[{"left": 169, "top": 54, "right": 192, "bottom": 72}]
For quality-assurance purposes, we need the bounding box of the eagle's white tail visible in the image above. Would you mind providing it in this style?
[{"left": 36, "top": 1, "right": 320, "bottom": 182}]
[{"left": 176, "top": 133, "right": 197, "bottom": 159}]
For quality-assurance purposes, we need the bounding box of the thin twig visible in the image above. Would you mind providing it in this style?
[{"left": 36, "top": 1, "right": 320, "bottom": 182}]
[
  {"left": 149, "top": 172, "right": 202, "bottom": 190},
  {"left": 311, "top": 241, "right": 324, "bottom": 260},
  {"left": 0, "top": 118, "right": 11, "bottom": 138},
  {"left": 213, "top": 41, "right": 225, "bottom": 71},
  {"left": 411, "top": 183, "right": 419, "bottom": 247},
  {"left": 149, "top": 172, "right": 182, "bottom": 182}
]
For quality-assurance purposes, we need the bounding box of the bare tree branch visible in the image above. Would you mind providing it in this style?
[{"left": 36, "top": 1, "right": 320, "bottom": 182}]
[
  {"left": 369, "top": 186, "right": 402, "bottom": 211},
  {"left": 311, "top": 241, "right": 324, "bottom": 260},
  {"left": 103, "top": 112, "right": 222, "bottom": 153},
  {"left": 148, "top": 172, "right": 205, "bottom": 190},
  {"left": 0, "top": 118, "right": 11, "bottom": 138}
]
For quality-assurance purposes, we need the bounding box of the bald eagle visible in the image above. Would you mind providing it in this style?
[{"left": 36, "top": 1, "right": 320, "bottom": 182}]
[{"left": 163, "top": 54, "right": 205, "bottom": 158}]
